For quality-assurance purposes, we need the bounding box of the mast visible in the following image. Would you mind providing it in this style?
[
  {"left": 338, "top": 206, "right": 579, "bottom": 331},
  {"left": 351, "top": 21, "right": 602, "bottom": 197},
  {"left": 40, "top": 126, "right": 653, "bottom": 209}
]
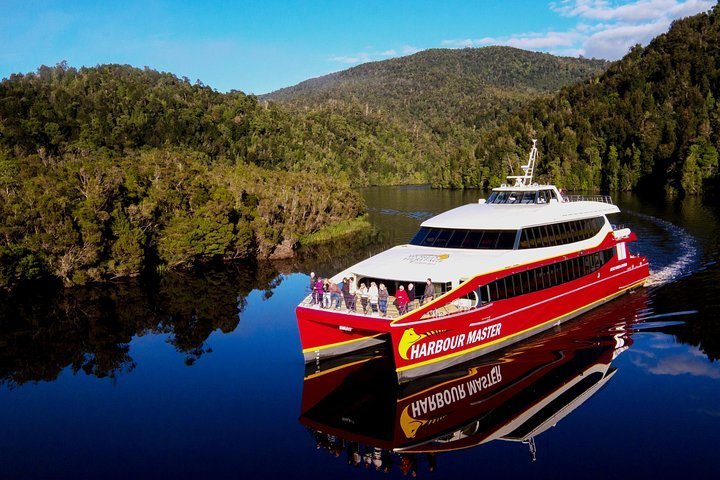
[{"left": 507, "top": 139, "right": 538, "bottom": 187}]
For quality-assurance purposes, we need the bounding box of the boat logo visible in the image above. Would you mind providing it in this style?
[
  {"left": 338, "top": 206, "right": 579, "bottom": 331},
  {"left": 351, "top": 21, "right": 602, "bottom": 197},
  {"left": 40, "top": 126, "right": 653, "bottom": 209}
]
[
  {"left": 403, "top": 253, "right": 450, "bottom": 265},
  {"left": 398, "top": 328, "right": 445, "bottom": 360},
  {"left": 400, "top": 405, "right": 435, "bottom": 439},
  {"left": 399, "top": 365, "right": 503, "bottom": 438}
]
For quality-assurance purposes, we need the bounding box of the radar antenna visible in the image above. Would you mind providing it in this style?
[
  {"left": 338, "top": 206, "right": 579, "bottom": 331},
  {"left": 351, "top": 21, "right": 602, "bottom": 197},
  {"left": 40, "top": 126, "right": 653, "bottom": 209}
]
[{"left": 507, "top": 139, "right": 538, "bottom": 187}]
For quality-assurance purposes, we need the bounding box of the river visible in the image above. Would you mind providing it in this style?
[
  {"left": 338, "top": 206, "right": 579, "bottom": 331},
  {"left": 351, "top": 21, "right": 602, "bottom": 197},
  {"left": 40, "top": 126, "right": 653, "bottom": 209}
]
[{"left": 1, "top": 187, "right": 719, "bottom": 479}]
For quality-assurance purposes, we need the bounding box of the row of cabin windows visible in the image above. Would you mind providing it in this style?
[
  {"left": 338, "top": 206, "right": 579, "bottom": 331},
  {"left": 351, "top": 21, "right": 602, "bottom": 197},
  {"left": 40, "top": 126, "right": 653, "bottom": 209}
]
[
  {"left": 476, "top": 248, "right": 614, "bottom": 304},
  {"left": 519, "top": 217, "right": 605, "bottom": 249},
  {"left": 486, "top": 189, "right": 558, "bottom": 204},
  {"left": 409, "top": 216, "right": 605, "bottom": 250},
  {"left": 410, "top": 227, "right": 517, "bottom": 249}
]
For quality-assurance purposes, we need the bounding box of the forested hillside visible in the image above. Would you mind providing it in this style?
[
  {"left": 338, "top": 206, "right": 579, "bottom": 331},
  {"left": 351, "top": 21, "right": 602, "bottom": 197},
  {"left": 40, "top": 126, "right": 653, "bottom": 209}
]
[
  {"left": 0, "top": 65, "right": 366, "bottom": 290},
  {"left": 445, "top": 6, "right": 720, "bottom": 195},
  {"left": 266, "top": 47, "right": 608, "bottom": 185},
  {"left": 267, "top": 47, "right": 607, "bottom": 133}
]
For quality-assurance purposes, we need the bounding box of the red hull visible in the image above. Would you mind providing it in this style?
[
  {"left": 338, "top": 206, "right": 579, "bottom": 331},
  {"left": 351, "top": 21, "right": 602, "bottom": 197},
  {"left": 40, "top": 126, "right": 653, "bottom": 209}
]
[
  {"left": 300, "top": 289, "right": 646, "bottom": 454},
  {"left": 297, "top": 231, "right": 649, "bottom": 381}
]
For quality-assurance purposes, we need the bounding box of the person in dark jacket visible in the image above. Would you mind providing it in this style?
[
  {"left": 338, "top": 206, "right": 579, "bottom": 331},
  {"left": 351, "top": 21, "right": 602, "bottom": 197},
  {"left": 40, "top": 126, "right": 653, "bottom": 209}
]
[
  {"left": 422, "top": 278, "right": 435, "bottom": 304},
  {"left": 407, "top": 283, "right": 416, "bottom": 310}
]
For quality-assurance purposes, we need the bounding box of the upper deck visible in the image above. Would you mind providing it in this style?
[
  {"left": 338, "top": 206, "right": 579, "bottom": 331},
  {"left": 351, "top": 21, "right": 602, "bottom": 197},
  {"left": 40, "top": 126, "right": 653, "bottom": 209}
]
[{"left": 422, "top": 188, "right": 619, "bottom": 231}]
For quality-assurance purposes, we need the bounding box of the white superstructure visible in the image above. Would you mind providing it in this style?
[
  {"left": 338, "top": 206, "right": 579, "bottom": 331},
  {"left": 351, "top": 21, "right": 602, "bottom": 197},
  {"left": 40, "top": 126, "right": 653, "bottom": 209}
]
[{"left": 335, "top": 140, "right": 621, "bottom": 292}]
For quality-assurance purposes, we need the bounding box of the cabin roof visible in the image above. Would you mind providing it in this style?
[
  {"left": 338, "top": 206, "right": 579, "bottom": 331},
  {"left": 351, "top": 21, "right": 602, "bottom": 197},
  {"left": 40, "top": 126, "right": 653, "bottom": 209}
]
[{"left": 421, "top": 200, "right": 619, "bottom": 230}]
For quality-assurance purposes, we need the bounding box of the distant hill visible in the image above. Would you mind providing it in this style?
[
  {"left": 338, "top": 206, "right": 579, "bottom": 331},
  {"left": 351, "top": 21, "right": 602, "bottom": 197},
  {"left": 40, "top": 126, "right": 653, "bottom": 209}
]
[
  {"left": 265, "top": 47, "right": 607, "bottom": 132},
  {"left": 447, "top": 6, "right": 720, "bottom": 195}
]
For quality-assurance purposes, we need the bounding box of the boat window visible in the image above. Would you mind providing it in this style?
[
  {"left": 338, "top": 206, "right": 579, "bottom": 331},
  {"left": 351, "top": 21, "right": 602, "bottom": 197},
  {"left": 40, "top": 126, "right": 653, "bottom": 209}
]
[
  {"left": 497, "top": 230, "right": 517, "bottom": 249},
  {"left": 432, "top": 229, "right": 453, "bottom": 247},
  {"left": 420, "top": 229, "right": 440, "bottom": 246},
  {"left": 478, "top": 230, "right": 500, "bottom": 249},
  {"left": 520, "top": 191, "right": 536, "bottom": 204},
  {"left": 538, "top": 190, "right": 552, "bottom": 204},
  {"left": 486, "top": 190, "right": 554, "bottom": 204},
  {"left": 446, "top": 229, "right": 468, "bottom": 248},
  {"left": 462, "top": 230, "right": 484, "bottom": 248},
  {"left": 518, "top": 216, "right": 605, "bottom": 249},
  {"left": 409, "top": 228, "right": 518, "bottom": 250},
  {"left": 482, "top": 248, "right": 614, "bottom": 303},
  {"left": 410, "top": 227, "right": 430, "bottom": 245}
]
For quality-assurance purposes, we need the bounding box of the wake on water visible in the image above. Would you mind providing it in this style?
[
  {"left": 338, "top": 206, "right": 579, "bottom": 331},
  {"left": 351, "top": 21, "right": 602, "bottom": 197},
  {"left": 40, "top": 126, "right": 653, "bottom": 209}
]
[{"left": 633, "top": 213, "right": 700, "bottom": 287}]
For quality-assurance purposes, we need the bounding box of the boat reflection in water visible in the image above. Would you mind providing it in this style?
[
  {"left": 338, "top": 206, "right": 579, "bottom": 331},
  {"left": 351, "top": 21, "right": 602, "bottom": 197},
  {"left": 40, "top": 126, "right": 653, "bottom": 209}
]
[{"left": 300, "top": 289, "right": 648, "bottom": 474}]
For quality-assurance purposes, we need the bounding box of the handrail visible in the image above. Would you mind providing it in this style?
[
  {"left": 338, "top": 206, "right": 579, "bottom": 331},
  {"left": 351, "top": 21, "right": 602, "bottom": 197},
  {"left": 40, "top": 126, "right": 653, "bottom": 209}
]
[{"left": 564, "top": 195, "right": 613, "bottom": 204}]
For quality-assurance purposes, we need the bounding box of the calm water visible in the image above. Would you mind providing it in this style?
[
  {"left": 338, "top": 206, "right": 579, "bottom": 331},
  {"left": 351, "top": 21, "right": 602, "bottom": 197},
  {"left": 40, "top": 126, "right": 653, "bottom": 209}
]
[{"left": 1, "top": 187, "right": 719, "bottom": 479}]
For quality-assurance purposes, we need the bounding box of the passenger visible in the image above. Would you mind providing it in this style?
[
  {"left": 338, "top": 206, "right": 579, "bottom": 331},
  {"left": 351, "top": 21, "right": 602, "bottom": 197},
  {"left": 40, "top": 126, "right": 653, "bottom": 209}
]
[
  {"left": 368, "top": 282, "right": 379, "bottom": 314},
  {"left": 427, "top": 452, "right": 436, "bottom": 473},
  {"left": 345, "top": 441, "right": 359, "bottom": 467},
  {"left": 342, "top": 277, "right": 352, "bottom": 311},
  {"left": 330, "top": 280, "right": 342, "bottom": 309},
  {"left": 422, "top": 278, "right": 435, "bottom": 304},
  {"left": 372, "top": 447, "right": 383, "bottom": 471},
  {"left": 314, "top": 277, "right": 324, "bottom": 306},
  {"left": 395, "top": 285, "right": 409, "bottom": 315},
  {"left": 407, "top": 283, "right": 416, "bottom": 310},
  {"left": 399, "top": 454, "right": 417, "bottom": 476},
  {"left": 358, "top": 283, "right": 369, "bottom": 314},
  {"left": 378, "top": 283, "right": 389, "bottom": 317},
  {"left": 322, "top": 279, "right": 331, "bottom": 308},
  {"left": 348, "top": 276, "right": 357, "bottom": 312},
  {"left": 381, "top": 450, "right": 393, "bottom": 473},
  {"left": 309, "top": 271, "right": 316, "bottom": 298}
]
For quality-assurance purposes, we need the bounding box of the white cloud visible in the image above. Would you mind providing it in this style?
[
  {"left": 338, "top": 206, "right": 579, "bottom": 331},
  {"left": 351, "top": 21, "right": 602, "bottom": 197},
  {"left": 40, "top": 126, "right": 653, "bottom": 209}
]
[
  {"left": 552, "top": 0, "right": 712, "bottom": 21},
  {"left": 328, "top": 45, "right": 421, "bottom": 66},
  {"left": 583, "top": 18, "right": 671, "bottom": 58},
  {"left": 329, "top": 54, "right": 371, "bottom": 64},
  {"left": 401, "top": 45, "right": 421, "bottom": 55},
  {"left": 630, "top": 335, "right": 720, "bottom": 379},
  {"left": 443, "top": 31, "right": 581, "bottom": 50},
  {"left": 329, "top": 0, "right": 713, "bottom": 69},
  {"left": 444, "top": 0, "right": 714, "bottom": 60}
]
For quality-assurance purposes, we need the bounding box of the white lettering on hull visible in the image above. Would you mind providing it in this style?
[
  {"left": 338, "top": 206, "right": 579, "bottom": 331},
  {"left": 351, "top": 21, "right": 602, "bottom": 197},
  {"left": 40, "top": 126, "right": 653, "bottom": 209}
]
[
  {"left": 408, "top": 365, "right": 503, "bottom": 417},
  {"left": 409, "top": 324, "right": 502, "bottom": 360}
]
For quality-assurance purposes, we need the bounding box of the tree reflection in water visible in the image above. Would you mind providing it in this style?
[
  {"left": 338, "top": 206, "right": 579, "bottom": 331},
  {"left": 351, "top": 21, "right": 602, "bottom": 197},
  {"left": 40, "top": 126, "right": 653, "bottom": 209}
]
[
  {"left": 0, "top": 266, "right": 259, "bottom": 387},
  {"left": 0, "top": 226, "right": 383, "bottom": 388}
]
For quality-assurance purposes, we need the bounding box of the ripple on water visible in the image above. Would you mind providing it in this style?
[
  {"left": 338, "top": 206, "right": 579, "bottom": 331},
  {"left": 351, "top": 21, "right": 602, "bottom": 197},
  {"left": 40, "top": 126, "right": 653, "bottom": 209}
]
[{"left": 630, "top": 212, "right": 700, "bottom": 287}]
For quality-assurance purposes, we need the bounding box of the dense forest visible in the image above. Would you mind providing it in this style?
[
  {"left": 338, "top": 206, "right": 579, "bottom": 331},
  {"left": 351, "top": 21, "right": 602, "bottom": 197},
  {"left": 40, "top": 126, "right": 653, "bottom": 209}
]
[
  {"left": 437, "top": 6, "right": 720, "bottom": 194},
  {"left": 266, "top": 47, "right": 607, "bottom": 136},
  {"left": 0, "top": 66, "right": 370, "bottom": 290},
  {"left": 266, "top": 47, "right": 608, "bottom": 184}
]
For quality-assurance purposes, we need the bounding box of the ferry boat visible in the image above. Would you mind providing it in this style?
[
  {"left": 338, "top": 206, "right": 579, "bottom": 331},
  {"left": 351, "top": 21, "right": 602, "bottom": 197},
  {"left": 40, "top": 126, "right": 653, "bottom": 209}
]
[
  {"left": 301, "top": 289, "right": 645, "bottom": 459},
  {"left": 296, "top": 140, "right": 649, "bottom": 382}
]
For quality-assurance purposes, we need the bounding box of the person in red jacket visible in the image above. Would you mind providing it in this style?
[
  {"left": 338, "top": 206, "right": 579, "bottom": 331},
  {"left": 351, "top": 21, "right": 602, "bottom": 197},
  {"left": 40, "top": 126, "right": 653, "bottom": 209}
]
[{"left": 395, "top": 285, "right": 410, "bottom": 315}]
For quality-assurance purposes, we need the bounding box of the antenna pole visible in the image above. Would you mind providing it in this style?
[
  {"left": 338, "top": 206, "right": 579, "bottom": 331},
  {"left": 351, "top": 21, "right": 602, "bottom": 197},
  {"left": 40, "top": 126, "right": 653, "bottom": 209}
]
[{"left": 507, "top": 139, "right": 538, "bottom": 187}]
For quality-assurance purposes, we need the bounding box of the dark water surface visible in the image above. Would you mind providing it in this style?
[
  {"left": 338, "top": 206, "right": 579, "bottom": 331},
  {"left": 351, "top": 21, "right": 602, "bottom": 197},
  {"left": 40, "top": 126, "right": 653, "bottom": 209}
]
[{"left": 1, "top": 187, "right": 719, "bottom": 479}]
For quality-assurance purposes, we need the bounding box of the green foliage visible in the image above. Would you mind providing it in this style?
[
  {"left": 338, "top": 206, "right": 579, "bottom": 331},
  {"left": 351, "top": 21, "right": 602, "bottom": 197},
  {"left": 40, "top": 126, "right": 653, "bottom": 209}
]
[
  {"left": 299, "top": 215, "right": 371, "bottom": 246},
  {"left": 0, "top": 147, "right": 362, "bottom": 290},
  {"left": 264, "top": 47, "right": 608, "bottom": 187},
  {"left": 448, "top": 7, "right": 720, "bottom": 195}
]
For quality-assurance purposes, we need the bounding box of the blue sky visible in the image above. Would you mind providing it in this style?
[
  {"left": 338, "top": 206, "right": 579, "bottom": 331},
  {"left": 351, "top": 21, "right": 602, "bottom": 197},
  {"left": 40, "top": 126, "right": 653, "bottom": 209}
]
[{"left": 0, "top": 0, "right": 714, "bottom": 94}]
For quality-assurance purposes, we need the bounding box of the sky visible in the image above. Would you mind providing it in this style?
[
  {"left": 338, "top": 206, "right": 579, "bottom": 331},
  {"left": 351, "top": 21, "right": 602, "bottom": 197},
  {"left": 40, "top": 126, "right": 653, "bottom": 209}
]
[{"left": 0, "top": 0, "right": 715, "bottom": 94}]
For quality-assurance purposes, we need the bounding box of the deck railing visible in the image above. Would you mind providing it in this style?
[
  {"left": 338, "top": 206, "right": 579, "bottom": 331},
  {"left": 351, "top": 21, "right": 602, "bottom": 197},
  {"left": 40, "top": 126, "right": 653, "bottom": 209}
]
[
  {"left": 564, "top": 195, "right": 613, "bottom": 204},
  {"left": 299, "top": 287, "right": 477, "bottom": 320}
]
